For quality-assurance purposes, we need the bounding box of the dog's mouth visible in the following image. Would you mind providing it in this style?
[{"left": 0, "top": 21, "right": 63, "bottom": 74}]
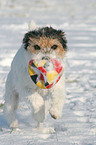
[
  {"left": 42, "top": 56, "right": 50, "bottom": 60},
  {"left": 28, "top": 58, "right": 64, "bottom": 89}
]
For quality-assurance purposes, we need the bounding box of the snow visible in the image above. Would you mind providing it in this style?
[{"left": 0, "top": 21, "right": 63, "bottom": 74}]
[{"left": 0, "top": 0, "right": 96, "bottom": 144}]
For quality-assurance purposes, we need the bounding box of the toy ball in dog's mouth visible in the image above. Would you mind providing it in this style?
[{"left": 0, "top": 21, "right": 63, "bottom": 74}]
[{"left": 28, "top": 59, "right": 64, "bottom": 89}]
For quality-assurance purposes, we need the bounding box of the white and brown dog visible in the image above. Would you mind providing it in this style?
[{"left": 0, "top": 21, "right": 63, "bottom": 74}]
[{"left": 3, "top": 25, "right": 67, "bottom": 132}]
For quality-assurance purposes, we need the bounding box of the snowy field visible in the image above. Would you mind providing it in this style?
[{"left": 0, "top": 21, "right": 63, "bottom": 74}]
[{"left": 0, "top": 0, "right": 96, "bottom": 144}]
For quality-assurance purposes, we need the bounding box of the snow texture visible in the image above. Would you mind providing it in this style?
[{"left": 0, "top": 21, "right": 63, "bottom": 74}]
[{"left": 0, "top": 0, "right": 96, "bottom": 144}]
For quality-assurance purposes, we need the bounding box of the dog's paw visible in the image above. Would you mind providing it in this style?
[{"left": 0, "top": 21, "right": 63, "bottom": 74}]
[
  {"left": 34, "top": 126, "right": 55, "bottom": 134},
  {"left": 10, "top": 120, "right": 18, "bottom": 128},
  {"left": 42, "top": 127, "right": 55, "bottom": 134},
  {"left": 49, "top": 109, "right": 61, "bottom": 120},
  {"left": 34, "top": 123, "right": 55, "bottom": 134}
]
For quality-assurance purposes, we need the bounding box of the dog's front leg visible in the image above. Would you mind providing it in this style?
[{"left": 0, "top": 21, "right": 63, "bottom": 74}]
[
  {"left": 24, "top": 91, "right": 45, "bottom": 127},
  {"left": 50, "top": 86, "right": 65, "bottom": 119},
  {"left": 50, "top": 75, "right": 66, "bottom": 119}
]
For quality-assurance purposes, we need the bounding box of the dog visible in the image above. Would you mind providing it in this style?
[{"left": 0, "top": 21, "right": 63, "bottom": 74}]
[{"left": 3, "top": 25, "right": 67, "bottom": 132}]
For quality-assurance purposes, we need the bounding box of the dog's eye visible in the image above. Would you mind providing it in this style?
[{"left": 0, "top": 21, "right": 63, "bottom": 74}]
[
  {"left": 34, "top": 45, "right": 41, "bottom": 50},
  {"left": 51, "top": 45, "right": 58, "bottom": 50}
]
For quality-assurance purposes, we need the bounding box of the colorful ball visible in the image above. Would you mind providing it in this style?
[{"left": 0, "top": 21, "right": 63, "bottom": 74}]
[{"left": 28, "top": 59, "right": 64, "bottom": 89}]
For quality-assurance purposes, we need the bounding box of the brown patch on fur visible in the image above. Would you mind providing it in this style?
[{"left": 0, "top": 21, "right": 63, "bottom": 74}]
[{"left": 28, "top": 37, "right": 66, "bottom": 59}]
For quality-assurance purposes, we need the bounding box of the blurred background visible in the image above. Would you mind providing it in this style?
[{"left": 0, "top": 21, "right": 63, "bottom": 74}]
[
  {"left": 0, "top": 0, "right": 96, "bottom": 144},
  {"left": 0, "top": 0, "right": 96, "bottom": 24}
]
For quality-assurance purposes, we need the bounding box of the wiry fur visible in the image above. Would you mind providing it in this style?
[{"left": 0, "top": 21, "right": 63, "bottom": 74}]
[
  {"left": 3, "top": 26, "right": 67, "bottom": 132},
  {"left": 23, "top": 27, "right": 67, "bottom": 51}
]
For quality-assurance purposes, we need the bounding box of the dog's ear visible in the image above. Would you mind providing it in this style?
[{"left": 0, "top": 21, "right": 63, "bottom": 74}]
[
  {"left": 23, "top": 32, "right": 31, "bottom": 50},
  {"left": 58, "top": 30, "right": 67, "bottom": 52},
  {"left": 23, "top": 30, "right": 40, "bottom": 50}
]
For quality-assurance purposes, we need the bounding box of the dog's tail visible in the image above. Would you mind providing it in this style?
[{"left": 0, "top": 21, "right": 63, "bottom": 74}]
[{"left": 29, "top": 20, "right": 36, "bottom": 31}]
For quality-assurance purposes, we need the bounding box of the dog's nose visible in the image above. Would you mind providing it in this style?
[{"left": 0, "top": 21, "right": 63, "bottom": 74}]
[{"left": 42, "top": 56, "right": 50, "bottom": 60}]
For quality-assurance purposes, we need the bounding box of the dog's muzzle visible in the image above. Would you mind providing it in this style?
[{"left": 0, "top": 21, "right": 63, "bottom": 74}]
[{"left": 42, "top": 56, "right": 50, "bottom": 60}]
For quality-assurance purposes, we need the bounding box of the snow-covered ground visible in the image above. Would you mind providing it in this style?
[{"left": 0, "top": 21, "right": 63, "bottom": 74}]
[{"left": 0, "top": 0, "right": 96, "bottom": 144}]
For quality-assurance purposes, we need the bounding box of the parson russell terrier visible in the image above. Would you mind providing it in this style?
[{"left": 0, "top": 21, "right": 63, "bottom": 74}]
[{"left": 3, "top": 25, "right": 67, "bottom": 133}]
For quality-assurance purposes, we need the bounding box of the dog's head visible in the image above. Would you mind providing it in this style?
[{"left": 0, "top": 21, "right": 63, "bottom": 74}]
[{"left": 23, "top": 27, "right": 67, "bottom": 61}]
